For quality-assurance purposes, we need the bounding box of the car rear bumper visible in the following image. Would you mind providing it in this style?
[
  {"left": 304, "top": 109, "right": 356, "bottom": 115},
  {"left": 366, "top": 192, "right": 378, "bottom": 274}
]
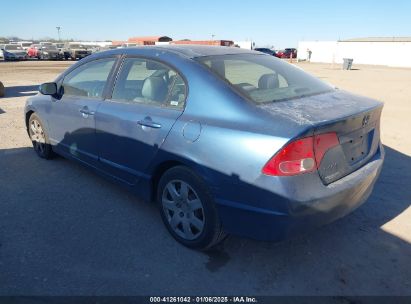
[{"left": 215, "top": 145, "right": 384, "bottom": 241}]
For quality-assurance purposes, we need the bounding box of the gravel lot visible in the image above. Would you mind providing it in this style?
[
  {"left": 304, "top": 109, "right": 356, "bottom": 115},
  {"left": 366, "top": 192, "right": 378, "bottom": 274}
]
[{"left": 0, "top": 60, "right": 410, "bottom": 296}]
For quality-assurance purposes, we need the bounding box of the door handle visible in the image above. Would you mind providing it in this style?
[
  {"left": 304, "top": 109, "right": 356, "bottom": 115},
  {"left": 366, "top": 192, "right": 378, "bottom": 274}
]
[
  {"left": 137, "top": 118, "right": 162, "bottom": 129},
  {"left": 79, "top": 107, "right": 95, "bottom": 117}
]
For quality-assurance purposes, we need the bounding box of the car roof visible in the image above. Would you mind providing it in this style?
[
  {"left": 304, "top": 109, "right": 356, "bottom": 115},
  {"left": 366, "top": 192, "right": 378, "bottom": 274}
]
[{"left": 102, "top": 45, "right": 256, "bottom": 59}]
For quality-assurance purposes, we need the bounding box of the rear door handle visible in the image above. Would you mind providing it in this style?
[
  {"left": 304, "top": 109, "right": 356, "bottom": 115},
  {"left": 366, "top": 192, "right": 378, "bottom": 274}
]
[
  {"left": 137, "top": 118, "right": 162, "bottom": 129},
  {"left": 79, "top": 107, "right": 95, "bottom": 117}
]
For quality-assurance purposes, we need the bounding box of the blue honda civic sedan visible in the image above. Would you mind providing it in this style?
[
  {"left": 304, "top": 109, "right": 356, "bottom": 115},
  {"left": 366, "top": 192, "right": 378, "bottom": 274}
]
[{"left": 25, "top": 45, "right": 384, "bottom": 249}]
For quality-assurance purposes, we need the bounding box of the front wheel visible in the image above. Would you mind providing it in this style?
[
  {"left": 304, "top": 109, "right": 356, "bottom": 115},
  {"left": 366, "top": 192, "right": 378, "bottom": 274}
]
[
  {"left": 157, "top": 166, "right": 226, "bottom": 250},
  {"left": 28, "top": 113, "right": 54, "bottom": 159}
]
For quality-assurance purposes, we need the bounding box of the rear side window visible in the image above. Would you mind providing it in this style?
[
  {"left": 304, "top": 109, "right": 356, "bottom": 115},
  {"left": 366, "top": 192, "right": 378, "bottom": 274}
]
[
  {"left": 197, "top": 54, "right": 333, "bottom": 103},
  {"left": 62, "top": 58, "right": 116, "bottom": 99},
  {"left": 111, "top": 58, "right": 186, "bottom": 109}
]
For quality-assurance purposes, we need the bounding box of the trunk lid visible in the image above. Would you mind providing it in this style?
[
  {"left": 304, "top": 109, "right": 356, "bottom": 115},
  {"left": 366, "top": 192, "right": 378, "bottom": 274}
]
[
  {"left": 314, "top": 105, "right": 382, "bottom": 184},
  {"left": 258, "top": 90, "right": 383, "bottom": 184}
]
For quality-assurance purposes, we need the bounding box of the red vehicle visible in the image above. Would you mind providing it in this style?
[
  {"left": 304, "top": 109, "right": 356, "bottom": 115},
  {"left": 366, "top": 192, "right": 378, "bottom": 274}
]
[
  {"left": 27, "top": 44, "right": 42, "bottom": 58},
  {"left": 277, "top": 48, "right": 297, "bottom": 59}
]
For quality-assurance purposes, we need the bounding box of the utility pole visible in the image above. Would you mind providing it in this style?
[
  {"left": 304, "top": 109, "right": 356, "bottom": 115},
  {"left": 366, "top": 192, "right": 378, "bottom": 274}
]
[{"left": 56, "top": 26, "right": 61, "bottom": 41}]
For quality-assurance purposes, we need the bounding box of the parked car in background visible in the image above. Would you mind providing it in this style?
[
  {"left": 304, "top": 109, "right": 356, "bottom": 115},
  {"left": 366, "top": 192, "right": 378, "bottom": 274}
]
[
  {"left": 25, "top": 45, "right": 384, "bottom": 249},
  {"left": 27, "top": 44, "right": 42, "bottom": 59},
  {"left": 86, "top": 45, "right": 101, "bottom": 54},
  {"left": 15, "top": 41, "right": 33, "bottom": 50},
  {"left": 40, "top": 45, "right": 62, "bottom": 60},
  {"left": 53, "top": 43, "right": 71, "bottom": 60},
  {"left": 118, "top": 43, "right": 138, "bottom": 48},
  {"left": 64, "top": 43, "right": 92, "bottom": 60},
  {"left": 27, "top": 44, "right": 61, "bottom": 60},
  {"left": 254, "top": 48, "right": 278, "bottom": 57},
  {"left": 0, "top": 44, "right": 27, "bottom": 61},
  {"left": 277, "top": 48, "right": 297, "bottom": 59},
  {"left": 98, "top": 45, "right": 120, "bottom": 52}
]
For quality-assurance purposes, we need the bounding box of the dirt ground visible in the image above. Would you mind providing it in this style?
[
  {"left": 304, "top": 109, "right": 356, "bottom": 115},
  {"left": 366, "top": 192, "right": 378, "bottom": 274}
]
[{"left": 0, "top": 60, "right": 410, "bottom": 296}]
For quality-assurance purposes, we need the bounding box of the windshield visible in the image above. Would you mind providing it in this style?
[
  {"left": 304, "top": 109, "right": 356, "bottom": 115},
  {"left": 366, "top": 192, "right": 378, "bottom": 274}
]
[
  {"left": 69, "top": 44, "right": 84, "bottom": 49},
  {"left": 5, "top": 45, "right": 22, "bottom": 50},
  {"left": 196, "top": 54, "right": 333, "bottom": 103}
]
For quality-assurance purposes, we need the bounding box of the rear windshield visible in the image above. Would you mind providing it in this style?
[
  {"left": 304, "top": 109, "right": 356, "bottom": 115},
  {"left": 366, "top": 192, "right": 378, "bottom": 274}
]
[{"left": 196, "top": 54, "right": 333, "bottom": 103}]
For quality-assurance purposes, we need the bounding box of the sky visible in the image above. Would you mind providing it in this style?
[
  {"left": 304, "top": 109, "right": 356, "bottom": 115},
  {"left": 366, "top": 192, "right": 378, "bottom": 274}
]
[{"left": 1, "top": 0, "right": 411, "bottom": 48}]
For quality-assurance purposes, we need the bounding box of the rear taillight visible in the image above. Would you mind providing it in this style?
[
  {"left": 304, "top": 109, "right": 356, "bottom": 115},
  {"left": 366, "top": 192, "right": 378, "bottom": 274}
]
[
  {"left": 313, "top": 132, "right": 340, "bottom": 165},
  {"left": 262, "top": 133, "right": 339, "bottom": 176}
]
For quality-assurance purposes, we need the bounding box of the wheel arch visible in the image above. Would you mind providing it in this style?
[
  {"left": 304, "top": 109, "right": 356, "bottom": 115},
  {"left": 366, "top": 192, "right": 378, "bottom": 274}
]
[
  {"left": 150, "top": 160, "right": 185, "bottom": 202},
  {"left": 149, "top": 157, "right": 217, "bottom": 203},
  {"left": 25, "top": 109, "right": 35, "bottom": 135}
]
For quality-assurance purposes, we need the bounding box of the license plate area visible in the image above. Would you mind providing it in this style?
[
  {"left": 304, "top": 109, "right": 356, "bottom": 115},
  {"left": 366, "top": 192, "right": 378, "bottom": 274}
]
[{"left": 341, "top": 128, "right": 374, "bottom": 165}]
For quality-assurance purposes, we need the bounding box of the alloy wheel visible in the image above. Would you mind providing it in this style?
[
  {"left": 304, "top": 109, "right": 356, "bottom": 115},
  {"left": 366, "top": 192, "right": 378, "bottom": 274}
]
[{"left": 30, "top": 119, "right": 46, "bottom": 155}]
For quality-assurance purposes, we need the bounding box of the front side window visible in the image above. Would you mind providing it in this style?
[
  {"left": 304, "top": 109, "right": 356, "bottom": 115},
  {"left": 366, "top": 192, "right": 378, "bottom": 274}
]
[
  {"left": 197, "top": 54, "right": 333, "bottom": 103},
  {"left": 62, "top": 58, "right": 116, "bottom": 98},
  {"left": 112, "top": 58, "right": 186, "bottom": 109}
]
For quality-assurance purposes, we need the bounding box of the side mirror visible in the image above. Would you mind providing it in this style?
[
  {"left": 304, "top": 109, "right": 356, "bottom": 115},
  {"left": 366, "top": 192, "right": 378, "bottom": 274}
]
[{"left": 39, "top": 82, "right": 57, "bottom": 96}]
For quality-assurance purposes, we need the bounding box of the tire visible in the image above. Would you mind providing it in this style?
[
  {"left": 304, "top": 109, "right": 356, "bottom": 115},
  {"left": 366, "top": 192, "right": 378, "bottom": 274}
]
[
  {"left": 0, "top": 81, "right": 4, "bottom": 97},
  {"left": 28, "top": 113, "right": 54, "bottom": 159},
  {"left": 157, "top": 166, "right": 226, "bottom": 250}
]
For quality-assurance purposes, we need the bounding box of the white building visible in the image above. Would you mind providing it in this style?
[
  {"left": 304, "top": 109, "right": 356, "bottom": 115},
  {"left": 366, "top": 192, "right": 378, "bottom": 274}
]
[
  {"left": 79, "top": 41, "right": 113, "bottom": 47},
  {"left": 298, "top": 37, "right": 411, "bottom": 68},
  {"left": 234, "top": 41, "right": 255, "bottom": 50}
]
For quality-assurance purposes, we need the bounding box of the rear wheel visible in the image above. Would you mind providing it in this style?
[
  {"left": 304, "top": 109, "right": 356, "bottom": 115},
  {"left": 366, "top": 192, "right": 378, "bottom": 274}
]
[
  {"left": 0, "top": 81, "right": 4, "bottom": 97},
  {"left": 157, "top": 166, "right": 226, "bottom": 250},
  {"left": 28, "top": 113, "right": 54, "bottom": 159}
]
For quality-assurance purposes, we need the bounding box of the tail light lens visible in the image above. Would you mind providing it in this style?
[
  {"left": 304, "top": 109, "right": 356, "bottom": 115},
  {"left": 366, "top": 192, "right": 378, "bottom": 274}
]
[{"left": 262, "top": 133, "right": 339, "bottom": 176}]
